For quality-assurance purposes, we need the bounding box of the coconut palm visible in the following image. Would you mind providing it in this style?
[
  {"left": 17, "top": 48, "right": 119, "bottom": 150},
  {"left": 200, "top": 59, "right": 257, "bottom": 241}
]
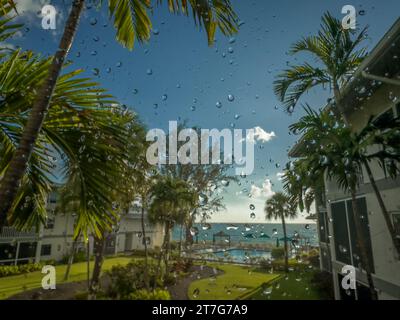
[
  {"left": 0, "top": 0, "right": 239, "bottom": 222},
  {"left": 282, "top": 160, "right": 324, "bottom": 214},
  {"left": 275, "top": 11, "right": 400, "bottom": 265},
  {"left": 274, "top": 12, "right": 367, "bottom": 120},
  {"left": 288, "top": 107, "right": 400, "bottom": 299},
  {"left": 264, "top": 192, "right": 298, "bottom": 273},
  {"left": 290, "top": 107, "right": 400, "bottom": 257},
  {"left": 148, "top": 176, "right": 196, "bottom": 283},
  {"left": 0, "top": 8, "right": 133, "bottom": 235}
]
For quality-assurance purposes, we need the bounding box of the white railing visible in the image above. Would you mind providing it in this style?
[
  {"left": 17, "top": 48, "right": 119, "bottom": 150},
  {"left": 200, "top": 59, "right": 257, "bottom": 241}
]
[{"left": 0, "top": 227, "right": 38, "bottom": 239}]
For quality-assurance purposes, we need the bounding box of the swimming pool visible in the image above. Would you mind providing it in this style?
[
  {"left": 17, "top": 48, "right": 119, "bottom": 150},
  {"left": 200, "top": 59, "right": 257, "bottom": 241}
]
[{"left": 197, "top": 248, "right": 271, "bottom": 263}]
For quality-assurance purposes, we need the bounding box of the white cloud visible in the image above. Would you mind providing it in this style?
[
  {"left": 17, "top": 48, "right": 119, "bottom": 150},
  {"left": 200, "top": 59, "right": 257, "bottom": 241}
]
[
  {"left": 253, "top": 126, "right": 276, "bottom": 142},
  {"left": 15, "top": 0, "right": 44, "bottom": 17},
  {"left": 276, "top": 172, "right": 285, "bottom": 181},
  {"left": 240, "top": 126, "right": 276, "bottom": 144},
  {"left": 249, "top": 179, "right": 275, "bottom": 199},
  {"left": 0, "top": 42, "right": 16, "bottom": 50}
]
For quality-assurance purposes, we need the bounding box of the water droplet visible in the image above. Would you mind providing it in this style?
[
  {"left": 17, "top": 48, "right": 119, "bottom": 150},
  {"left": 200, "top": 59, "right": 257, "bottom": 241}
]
[
  {"left": 202, "top": 223, "right": 212, "bottom": 231},
  {"left": 216, "top": 101, "right": 222, "bottom": 108},
  {"left": 249, "top": 204, "right": 255, "bottom": 210},
  {"left": 221, "top": 180, "right": 229, "bottom": 187},
  {"left": 146, "top": 69, "right": 153, "bottom": 75},
  {"left": 162, "top": 94, "right": 168, "bottom": 101},
  {"left": 226, "top": 224, "right": 239, "bottom": 231},
  {"left": 227, "top": 94, "right": 235, "bottom": 102},
  {"left": 192, "top": 288, "right": 200, "bottom": 298},
  {"left": 199, "top": 193, "right": 208, "bottom": 206},
  {"left": 152, "top": 28, "right": 160, "bottom": 35},
  {"left": 250, "top": 212, "right": 256, "bottom": 219},
  {"left": 90, "top": 18, "right": 97, "bottom": 26}
]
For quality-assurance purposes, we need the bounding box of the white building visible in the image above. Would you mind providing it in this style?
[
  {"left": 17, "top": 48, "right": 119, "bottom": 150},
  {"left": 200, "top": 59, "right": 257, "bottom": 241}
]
[
  {"left": 0, "top": 192, "right": 164, "bottom": 265},
  {"left": 290, "top": 18, "right": 400, "bottom": 300}
]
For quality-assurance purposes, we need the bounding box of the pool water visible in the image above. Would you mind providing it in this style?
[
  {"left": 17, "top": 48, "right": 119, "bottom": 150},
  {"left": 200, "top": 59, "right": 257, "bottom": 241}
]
[{"left": 213, "top": 249, "right": 271, "bottom": 263}]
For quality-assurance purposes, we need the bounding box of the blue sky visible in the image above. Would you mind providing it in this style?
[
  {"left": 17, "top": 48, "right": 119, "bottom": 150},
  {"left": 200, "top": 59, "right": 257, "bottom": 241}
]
[{"left": 9, "top": 0, "right": 400, "bottom": 223}]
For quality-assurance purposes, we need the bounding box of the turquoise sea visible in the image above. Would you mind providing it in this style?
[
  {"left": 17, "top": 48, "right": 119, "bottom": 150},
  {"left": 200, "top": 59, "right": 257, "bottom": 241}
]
[{"left": 172, "top": 223, "right": 319, "bottom": 247}]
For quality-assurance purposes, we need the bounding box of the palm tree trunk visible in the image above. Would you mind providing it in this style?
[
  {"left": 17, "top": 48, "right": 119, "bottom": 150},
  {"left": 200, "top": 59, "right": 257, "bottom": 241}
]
[
  {"left": 363, "top": 160, "right": 400, "bottom": 256},
  {"left": 185, "top": 216, "right": 194, "bottom": 248},
  {"left": 140, "top": 195, "right": 149, "bottom": 290},
  {"left": 89, "top": 235, "right": 106, "bottom": 299},
  {"left": 0, "top": 0, "right": 85, "bottom": 226},
  {"left": 164, "top": 226, "right": 171, "bottom": 274},
  {"left": 350, "top": 191, "right": 378, "bottom": 300},
  {"left": 154, "top": 221, "right": 170, "bottom": 288},
  {"left": 63, "top": 235, "right": 80, "bottom": 281},
  {"left": 178, "top": 224, "right": 183, "bottom": 258},
  {"left": 281, "top": 214, "right": 289, "bottom": 273},
  {"left": 333, "top": 82, "right": 350, "bottom": 127},
  {"left": 86, "top": 238, "right": 90, "bottom": 292}
]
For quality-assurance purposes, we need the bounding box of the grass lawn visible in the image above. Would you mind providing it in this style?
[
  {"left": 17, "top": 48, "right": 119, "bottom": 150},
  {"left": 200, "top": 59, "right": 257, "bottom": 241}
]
[
  {"left": 249, "top": 271, "right": 323, "bottom": 300},
  {"left": 0, "top": 256, "right": 132, "bottom": 300},
  {"left": 188, "top": 263, "right": 279, "bottom": 300}
]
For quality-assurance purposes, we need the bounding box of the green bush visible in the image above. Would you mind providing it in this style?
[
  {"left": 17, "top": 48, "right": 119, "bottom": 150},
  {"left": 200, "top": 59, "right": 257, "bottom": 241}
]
[
  {"left": 0, "top": 263, "right": 44, "bottom": 278},
  {"left": 258, "top": 258, "right": 272, "bottom": 270},
  {"left": 129, "top": 289, "right": 171, "bottom": 300},
  {"left": 60, "top": 250, "right": 87, "bottom": 264},
  {"left": 163, "top": 273, "right": 177, "bottom": 286},
  {"left": 105, "top": 260, "right": 159, "bottom": 299},
  {"left": 310, "top": 270, "right": 334, "bottom": 300},
  {"left": 271, "top": 247, "right": 285, "bottom": 260},
  {"left": 171, "top": 258, "right": 193, "bottom": 273}
]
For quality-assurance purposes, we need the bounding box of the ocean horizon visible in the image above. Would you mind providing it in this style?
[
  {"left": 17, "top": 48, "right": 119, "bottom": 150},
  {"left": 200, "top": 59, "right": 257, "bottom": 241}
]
[{"left": 172, "top": 222, "right": 319, "bottom": 246}]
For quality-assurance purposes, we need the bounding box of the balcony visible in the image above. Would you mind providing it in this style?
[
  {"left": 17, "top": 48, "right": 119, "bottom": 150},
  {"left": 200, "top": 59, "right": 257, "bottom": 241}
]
[{"left": 0, "top": 227, "right": 38, "bottom": 240}]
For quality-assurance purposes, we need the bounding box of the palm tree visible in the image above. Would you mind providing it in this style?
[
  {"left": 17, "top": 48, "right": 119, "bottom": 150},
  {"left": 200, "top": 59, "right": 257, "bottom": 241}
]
[
  {"left": 264, "top": 192, "right": 298, "bottom": 273},
  {"left": 0, "top": 52, "right": 128, "bottom": 234},
  {"left": 0, "top": 0, "right": 239, "bottom": 222},
  {"left": 274, "top": 11, "right": 400, "bottom": 262},
  {"left": 0, "top": 9, "right": 145, "bottom": 296},
  {"left": 288, "top": 107, "right": 400, "bottom": 299},
  {"left": 148, "top": 176, "right": 196, "bottom": 284},
  {"left": 290, "top": 107, "right": 400, "bottom": 257},
  {"left": 273, "top": 11, "right": 367, "bottom": 121}
]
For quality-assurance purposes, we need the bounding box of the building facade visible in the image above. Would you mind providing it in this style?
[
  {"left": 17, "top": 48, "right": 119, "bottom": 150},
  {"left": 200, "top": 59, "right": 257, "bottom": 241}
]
[
  {"left": 290, "top": 19, "right": 400, "bottom": 300},
  {"left": 0, "top": 193, "right": 164, "bottom": 265}
]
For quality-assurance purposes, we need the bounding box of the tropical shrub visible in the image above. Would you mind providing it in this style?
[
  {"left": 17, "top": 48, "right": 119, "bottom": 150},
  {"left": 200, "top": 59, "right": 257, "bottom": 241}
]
[
  {"left": 0, "top": 262, "right": 44, "bottom": 278},
  {"left": 60, "top": 250, "right": 87, "bottom": 264},
  {"left": 129, "top": 289, "right": 171, "bottom": 300},
  {"left": 259, "top": 258, "right": 272, "bottom": 271},
  {"left": 163, "top": 273, "right": 177, "bottom": 286},
  {"left": 271, "top": 247, "right": 285, "bottom": 260},
  {"left": 311, "top": 270, "right": 334, "bottom": 300},
  {"left": 105, "top": 260, "right": 158, "bottom": 299},
  {"left": 171, "top": 258, "right": 193, "bottom": 273}
]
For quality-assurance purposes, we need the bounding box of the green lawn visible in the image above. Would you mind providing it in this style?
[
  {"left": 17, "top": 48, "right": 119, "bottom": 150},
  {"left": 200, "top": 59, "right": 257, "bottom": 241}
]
[
  {"left": 0, "top": 256, "right": 132, "bottom": 299},
  {"left": 188, "top": 264, "right": 279, "bottom": 300},
  {"left": 249, "top": 271, "right": 322, "bottom": 300}
]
